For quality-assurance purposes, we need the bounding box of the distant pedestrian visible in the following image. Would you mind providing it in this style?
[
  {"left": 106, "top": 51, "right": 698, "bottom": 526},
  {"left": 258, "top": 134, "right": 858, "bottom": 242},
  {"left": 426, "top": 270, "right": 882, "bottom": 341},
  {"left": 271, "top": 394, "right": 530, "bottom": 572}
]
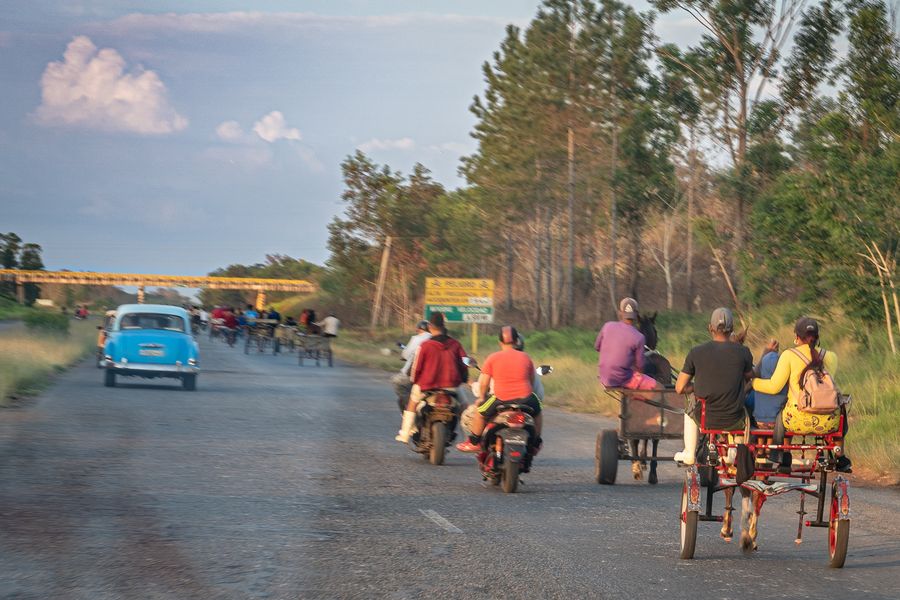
[{"left": 317, "top": 313, "right": 340, "bottom": 338}]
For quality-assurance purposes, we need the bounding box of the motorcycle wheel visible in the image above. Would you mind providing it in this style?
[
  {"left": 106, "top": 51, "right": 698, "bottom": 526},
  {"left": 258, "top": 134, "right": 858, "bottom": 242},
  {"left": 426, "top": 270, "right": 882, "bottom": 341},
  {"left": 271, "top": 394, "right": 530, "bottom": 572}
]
[
  {"left": 430, "top": 423, "right": 447, "bottom": 465},
  {"left": 501, "top": 459, "right": 519, "bottom": 493}
]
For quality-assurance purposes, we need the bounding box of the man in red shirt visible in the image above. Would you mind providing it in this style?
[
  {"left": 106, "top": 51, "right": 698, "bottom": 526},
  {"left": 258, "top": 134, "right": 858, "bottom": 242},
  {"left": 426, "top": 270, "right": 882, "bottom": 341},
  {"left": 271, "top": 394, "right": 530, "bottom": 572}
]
[
  {"left": 395, "top": 312, "right": 468, "bottom": 443},
  {"left": 456, "top": 325, "right": 542, "bottom": 452}
]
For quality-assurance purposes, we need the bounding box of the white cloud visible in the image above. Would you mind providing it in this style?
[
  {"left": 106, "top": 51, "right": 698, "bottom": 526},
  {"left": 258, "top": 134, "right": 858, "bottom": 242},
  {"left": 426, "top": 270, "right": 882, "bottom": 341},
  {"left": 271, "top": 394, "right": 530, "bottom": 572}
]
[
  {"left": 357, "top": 137, "right": 415, "bottom": 153},
  {"left": 33, "top": 36, "right": 187, "bottom": 135},
  {"left": 95, "top": 12, "right": 514, "bottom": 35},
  {"left": 215, "top": 120, "right": 243, "bottom": 141},
  {"left": 252, "top": 111, "right": 301, "bottom": 143}
]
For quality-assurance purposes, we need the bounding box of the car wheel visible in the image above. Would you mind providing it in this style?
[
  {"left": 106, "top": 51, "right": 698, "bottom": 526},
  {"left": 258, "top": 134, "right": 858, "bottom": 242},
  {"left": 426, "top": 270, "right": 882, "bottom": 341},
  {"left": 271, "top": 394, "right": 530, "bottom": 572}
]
[
  {"left": 182, "top": 374, "right": 197, "bottom": 391},
  {"left": 104, "top": 371, "right": 116, "bottom": 387}
]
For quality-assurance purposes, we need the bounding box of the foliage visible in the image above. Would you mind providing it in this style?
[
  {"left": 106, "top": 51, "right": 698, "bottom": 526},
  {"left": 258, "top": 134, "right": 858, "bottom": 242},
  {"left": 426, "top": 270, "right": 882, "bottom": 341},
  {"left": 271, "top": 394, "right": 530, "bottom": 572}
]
[{"left": 23, "top": 310, "right": 70, "bottom": 334}]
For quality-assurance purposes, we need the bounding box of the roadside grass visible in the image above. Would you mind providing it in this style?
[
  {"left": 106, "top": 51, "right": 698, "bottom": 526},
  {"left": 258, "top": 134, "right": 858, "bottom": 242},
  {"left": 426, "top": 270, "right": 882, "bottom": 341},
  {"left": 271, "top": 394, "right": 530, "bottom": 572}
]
[
  {"left": 335, "top": 306, "right": 900, "bottom": 483},
  {"left": 0, "top": 320, "right": 96, "bottom": 404},
  {"left": 0, "top": 296, "right": 35, "bottom": 320}
]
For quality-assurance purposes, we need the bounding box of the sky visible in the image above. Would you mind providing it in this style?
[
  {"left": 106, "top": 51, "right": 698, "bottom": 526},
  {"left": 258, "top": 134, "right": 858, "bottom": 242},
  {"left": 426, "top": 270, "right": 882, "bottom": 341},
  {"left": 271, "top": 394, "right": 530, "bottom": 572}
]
[{"left": 0, "top": 1, "right": 707, "bottom": 276}]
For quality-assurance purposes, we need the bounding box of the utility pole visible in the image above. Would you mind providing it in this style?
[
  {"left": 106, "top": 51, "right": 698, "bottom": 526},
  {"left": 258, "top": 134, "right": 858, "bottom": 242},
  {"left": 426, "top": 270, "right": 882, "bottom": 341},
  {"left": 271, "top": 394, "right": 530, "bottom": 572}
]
[{"left": 370, "top": 236, "right": 392, "bottom": 333}]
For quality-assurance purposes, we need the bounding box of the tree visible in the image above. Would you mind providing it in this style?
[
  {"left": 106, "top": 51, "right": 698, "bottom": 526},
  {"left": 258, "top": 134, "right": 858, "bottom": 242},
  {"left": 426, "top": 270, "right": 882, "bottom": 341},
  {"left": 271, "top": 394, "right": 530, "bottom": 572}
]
[
  {"left": 19, "top": 243, "right": 44, "bottom": 304},
  {"left": 650, "top": 0, "right": 842, "bottom": 282}
]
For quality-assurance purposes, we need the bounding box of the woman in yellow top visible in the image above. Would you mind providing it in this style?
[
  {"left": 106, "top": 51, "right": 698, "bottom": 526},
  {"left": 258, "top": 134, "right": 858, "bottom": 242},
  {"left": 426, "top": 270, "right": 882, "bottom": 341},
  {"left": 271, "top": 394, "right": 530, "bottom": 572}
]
[{"left": 752, "top": 317, "right": 841, "bottom": 471}]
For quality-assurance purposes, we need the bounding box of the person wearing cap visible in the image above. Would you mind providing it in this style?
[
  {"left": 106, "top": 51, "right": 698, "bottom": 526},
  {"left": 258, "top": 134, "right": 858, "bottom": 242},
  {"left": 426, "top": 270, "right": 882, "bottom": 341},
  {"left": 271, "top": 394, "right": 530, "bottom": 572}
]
[
  {"left": 395, "top": 312, "right": 468, "bottom": 443},
  {"left": 674, "top": 307, "right": 754, "bottom": 464},
  {"left": 752, "top": 317, "right": 845, "bottom": 472},
  {"left": 391, "top": 320, "right": 433, "bottom": 412},
  {"left": 455, "top": 325, "right": 542, "bottom": 454},
  {"left": 595, "top": 298, "right": 661, "bottom": 391}
]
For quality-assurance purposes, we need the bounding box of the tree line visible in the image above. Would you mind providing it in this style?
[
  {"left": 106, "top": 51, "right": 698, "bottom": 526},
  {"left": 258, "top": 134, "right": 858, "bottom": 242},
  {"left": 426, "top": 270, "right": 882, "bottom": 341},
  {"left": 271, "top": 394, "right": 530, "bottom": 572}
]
[
  {"left": 1, "top": 232, "right": 45, "bottom": 304},
  {"left": 319, "top": 0, "right": 898, "bottom": 343}
]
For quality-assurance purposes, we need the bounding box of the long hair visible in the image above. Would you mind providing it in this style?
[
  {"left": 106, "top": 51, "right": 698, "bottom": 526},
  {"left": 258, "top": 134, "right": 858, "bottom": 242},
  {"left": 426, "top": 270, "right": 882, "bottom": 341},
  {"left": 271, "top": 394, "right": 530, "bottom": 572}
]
[{"left": 797, "top": 332, "right": 823, "bottom": 385}]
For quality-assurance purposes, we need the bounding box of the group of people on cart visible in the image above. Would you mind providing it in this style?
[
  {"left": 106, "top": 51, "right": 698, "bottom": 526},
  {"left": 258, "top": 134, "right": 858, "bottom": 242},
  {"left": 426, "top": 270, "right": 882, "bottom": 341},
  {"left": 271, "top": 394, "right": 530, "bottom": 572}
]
[{"left": 596, "top": 297, "right": 849, "bottom": 474}]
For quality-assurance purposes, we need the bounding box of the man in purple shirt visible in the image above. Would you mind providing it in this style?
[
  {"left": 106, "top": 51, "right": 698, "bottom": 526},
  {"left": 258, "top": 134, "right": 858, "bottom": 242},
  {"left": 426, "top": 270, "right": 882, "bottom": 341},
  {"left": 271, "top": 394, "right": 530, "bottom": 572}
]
[{"left": 594, "top": 298, "right": 660, "bottom": 391}]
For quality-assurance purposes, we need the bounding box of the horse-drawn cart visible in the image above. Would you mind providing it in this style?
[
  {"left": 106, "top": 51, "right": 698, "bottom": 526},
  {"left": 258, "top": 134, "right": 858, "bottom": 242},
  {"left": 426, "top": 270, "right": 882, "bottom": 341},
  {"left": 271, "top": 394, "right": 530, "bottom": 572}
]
[
  {"left": 296, "top": 334, "right": 334, "bottom": 367},
  {"left": 679, "top": 399, "right": 851, "bottom": 567},
  {"left": 595, "top": 388, "right": 685, "bottom": 485},
  {"left": 244, "top": 319, "right": 278, "bottom": 354}
]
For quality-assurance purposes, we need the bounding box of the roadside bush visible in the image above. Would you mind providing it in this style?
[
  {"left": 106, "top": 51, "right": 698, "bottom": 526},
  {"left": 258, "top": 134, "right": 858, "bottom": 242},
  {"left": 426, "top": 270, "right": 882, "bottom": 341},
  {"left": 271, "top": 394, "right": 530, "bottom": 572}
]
[{"left": 23, "top": 311, "right": 69, "bottom": 334}]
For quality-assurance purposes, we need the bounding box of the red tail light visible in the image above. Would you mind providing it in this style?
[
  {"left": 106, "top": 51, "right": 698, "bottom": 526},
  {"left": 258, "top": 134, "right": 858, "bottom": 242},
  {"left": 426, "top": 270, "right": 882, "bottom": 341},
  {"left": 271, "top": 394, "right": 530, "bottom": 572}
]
[{"left": 508, "top": 412, "right": 526, "bottom": 427}]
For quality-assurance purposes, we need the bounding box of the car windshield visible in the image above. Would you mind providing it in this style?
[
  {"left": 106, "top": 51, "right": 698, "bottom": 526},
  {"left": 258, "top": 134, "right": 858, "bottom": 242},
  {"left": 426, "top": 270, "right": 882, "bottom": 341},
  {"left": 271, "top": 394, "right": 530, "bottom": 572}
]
[{"left": 119, "top": 313, "right": 186, "bottom": 332}]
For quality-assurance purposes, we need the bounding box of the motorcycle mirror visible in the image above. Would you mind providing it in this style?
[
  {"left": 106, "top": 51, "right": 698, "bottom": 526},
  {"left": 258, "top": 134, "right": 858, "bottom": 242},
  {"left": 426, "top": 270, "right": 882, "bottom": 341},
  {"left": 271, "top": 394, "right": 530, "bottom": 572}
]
[
  {"left": 537, "top": 365, "right": 553, "bottom": 376},
  {"left": 96, "top": 325, "right": 102, "bottom": 330},
  {"left": 396, "top": 342, "right": 406, "bottom": 349},
  {"left": 462, "top": 356, "right": 477, "bottom": 368}
]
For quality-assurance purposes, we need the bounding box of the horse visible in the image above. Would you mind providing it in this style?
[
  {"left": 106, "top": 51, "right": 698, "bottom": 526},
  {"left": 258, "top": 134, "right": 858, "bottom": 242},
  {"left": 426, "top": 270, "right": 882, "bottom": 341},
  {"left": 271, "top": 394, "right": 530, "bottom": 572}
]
[{"left": 627, "top": 313, "right": 676, "bottom": 484}]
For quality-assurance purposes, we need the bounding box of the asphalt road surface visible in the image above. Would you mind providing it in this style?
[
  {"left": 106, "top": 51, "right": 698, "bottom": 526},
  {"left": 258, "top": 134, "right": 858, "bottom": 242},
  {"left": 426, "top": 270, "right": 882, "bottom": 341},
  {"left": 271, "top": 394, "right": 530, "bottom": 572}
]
[{"left": 1, "top": 336, "right": 899, "bottom": 599}]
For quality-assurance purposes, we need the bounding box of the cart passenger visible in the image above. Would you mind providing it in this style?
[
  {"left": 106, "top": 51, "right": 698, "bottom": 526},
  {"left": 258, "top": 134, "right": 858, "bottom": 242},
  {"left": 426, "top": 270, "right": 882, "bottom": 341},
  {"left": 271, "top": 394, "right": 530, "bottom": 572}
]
[
  {"left": 752, "top": 317, "right": 848, "bottom": 473},
  {"left": 674, "top": 308, "right": 754, "bottom": 465},
  {"left": 595, "top": 298, "right": 662, "bottom": 392}
]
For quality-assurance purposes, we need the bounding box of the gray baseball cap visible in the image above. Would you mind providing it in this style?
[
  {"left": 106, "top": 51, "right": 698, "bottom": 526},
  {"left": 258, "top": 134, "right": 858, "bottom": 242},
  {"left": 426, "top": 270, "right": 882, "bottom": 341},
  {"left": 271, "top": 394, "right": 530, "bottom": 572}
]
[
  {"left": 710, "top": 307, "right": 734, "bottom": 332},
  {"left": 619, "top": 297, "right": 639, "bottom": 318}
]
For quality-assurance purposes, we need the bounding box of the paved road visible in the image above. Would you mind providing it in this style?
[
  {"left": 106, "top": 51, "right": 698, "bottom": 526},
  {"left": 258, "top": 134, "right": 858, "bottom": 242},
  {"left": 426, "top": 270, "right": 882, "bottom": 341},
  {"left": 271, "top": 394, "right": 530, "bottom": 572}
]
[{"left": 1, "top": 336, "right": 899, "bottom": 599}]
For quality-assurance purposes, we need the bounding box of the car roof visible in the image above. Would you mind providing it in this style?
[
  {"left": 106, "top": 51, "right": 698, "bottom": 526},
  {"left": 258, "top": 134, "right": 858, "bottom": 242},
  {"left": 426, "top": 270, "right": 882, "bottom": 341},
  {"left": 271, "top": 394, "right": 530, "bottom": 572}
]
[{"left": 115, "top": 304, "right": 188, "bottom": 317}]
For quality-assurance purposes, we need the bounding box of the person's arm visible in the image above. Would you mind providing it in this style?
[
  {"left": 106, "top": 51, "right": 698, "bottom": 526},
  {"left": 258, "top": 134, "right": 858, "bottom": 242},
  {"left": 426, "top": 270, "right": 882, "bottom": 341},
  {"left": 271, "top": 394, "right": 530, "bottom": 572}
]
[
  {"left": 401, "top": 336, "right": 417, "bottom": 362},
  {"left": 675, "top": 350, "right": 696, "bottom": 394},
  {"left": 675, "top": 371, "right": 693, "bottom": 395},
  {"left": 475, "top": 372, "right": 491, "bottom": 405},
  {"left": 594, "top": 328, "right": 604, "bottom": 352},
  {"left": 752, "top": 351, "right": 792, "bottom": 394},
  {"left": 411, "top": 344, "right": 427, "bottom": 384},
  {"left": 634, "top": 338, "right": 645, "bottom": 373}
]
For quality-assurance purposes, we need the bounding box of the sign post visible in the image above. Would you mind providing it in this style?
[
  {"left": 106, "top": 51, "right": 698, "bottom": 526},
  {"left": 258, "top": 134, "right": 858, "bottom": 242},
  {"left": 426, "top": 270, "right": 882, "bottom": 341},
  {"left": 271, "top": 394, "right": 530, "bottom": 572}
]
[{"left": 424, "top": 277, "right": 494, "bottom": 354}]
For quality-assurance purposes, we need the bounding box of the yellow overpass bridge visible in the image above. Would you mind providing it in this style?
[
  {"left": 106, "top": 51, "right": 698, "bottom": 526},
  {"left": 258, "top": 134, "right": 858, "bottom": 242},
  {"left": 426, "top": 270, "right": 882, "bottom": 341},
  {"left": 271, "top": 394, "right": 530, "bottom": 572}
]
[{"left": 0, "top": 269, "right": 315, "bottom": 308}]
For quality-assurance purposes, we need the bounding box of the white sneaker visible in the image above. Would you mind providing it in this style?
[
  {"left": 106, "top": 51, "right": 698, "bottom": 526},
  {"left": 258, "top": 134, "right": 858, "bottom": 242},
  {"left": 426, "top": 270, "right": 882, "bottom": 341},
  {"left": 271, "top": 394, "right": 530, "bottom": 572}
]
[{"left": 674, "top": 450, "right": 695, "bottom": 465}]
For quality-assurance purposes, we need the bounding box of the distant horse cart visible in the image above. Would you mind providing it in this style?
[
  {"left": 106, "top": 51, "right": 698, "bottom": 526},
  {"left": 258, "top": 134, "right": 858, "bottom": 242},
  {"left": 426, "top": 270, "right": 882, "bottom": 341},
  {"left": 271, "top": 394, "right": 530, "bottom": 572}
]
[
  {"left": 594, "top": 312, "right": 682, "bottom": 485},
  {"left": 595, "top": 388, "right": 685, "bottom": 485},
  {"left": 296, "top": 334, "right": 333, "bottom": 367}
]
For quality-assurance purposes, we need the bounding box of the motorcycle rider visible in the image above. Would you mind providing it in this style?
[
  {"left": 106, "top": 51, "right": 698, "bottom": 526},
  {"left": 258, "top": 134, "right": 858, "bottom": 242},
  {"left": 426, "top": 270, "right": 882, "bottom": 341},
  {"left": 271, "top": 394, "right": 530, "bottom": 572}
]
[
  {"left": 456, "top": 326, "right": 542, "bottom": 453},
  {"left": 395, "top": 312, "right": 468, "bottom": 443},
  {"left": 391, "top": 320, "right": 432, "bottom": 412}
]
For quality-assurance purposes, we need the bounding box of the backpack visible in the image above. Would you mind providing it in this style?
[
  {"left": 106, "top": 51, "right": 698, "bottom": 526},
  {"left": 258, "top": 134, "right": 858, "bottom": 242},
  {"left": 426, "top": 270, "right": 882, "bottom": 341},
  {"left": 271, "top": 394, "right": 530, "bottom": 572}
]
[{"left": 789, "top": 348, "right": 839, "bottom": 414}]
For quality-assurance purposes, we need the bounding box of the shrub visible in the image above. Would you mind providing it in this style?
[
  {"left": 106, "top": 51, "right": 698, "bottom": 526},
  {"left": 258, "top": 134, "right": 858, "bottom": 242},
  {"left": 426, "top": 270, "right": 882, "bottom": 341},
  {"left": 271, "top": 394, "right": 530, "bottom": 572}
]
[{"left": 23, "top": 311, "right": 70, "bottom": 334}]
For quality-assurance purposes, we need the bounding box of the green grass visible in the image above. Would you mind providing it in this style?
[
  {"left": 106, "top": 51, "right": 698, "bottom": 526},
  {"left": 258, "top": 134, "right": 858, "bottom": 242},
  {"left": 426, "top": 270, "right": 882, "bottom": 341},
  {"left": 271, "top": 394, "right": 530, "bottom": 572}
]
[
  {"left": 0, "top": 319, "right": 96, "bottom": 404},
  {"left": 0, "top": 296, "right": 36, "bottom": 320},
  {"left": 335, "top": 306, "right": 900, "bottom": 484}
]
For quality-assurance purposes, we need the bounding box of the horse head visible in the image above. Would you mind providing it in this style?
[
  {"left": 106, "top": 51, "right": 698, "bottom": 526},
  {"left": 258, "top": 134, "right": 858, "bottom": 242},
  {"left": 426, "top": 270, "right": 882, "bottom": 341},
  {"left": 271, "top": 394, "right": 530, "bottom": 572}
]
[{"left": 638, "top": 312, "right": 659, "bottom": 350}]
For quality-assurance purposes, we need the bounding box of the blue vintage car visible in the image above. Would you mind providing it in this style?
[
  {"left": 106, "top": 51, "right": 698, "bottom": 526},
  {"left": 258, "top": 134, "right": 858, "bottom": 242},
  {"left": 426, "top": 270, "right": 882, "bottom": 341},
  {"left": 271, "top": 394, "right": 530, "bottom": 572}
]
[{"left": 103, "top": 304, "right": 200, "bottom": 390}]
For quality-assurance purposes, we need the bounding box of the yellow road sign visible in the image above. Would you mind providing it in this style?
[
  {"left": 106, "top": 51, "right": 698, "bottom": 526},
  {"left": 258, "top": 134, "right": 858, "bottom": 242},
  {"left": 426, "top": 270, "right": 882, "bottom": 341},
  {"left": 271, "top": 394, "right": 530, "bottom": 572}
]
[{"left": 424, "top": 278, "right": 494, "bottom": 324}]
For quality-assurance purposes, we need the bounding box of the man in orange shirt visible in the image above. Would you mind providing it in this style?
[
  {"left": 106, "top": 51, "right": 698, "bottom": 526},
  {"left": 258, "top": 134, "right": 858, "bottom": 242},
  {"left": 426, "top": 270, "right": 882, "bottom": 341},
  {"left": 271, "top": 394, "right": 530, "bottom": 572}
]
[{"left": 456, "top": 326, "right": 542, "bottom": 452}]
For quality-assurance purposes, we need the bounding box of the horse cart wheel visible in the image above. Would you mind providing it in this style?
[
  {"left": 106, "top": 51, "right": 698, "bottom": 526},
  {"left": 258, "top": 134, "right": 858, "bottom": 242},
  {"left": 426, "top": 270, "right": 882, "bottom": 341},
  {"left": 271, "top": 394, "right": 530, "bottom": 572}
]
[
  {"left": 828, "top": 486, "right": 850, "bottom": 568},
  {"left": 594, "top": 429, "right": 619, "bottom": 485},
  {"left": 680, "top": 481, "right": 699, "bottom": 559}
]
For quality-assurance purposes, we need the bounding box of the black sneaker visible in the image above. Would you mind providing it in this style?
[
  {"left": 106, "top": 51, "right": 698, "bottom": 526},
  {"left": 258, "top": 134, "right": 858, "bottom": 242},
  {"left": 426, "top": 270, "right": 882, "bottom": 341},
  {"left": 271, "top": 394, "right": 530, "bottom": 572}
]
[{"left": 836, "top": 455, "right": 853, "bottom": 473}]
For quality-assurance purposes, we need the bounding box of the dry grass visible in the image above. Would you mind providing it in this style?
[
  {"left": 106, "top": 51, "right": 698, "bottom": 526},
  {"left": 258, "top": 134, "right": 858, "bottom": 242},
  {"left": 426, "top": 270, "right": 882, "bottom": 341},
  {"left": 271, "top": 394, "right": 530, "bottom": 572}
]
[{"left": 0, "top": 320, "right": 96, "bottom": 403}]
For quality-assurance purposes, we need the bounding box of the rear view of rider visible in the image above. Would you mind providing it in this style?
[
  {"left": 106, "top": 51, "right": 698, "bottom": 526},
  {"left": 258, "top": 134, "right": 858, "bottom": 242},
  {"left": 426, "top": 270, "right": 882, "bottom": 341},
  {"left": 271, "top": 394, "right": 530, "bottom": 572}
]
[
  {"left": 395, "top": 312, "right": 468, "bottom": 443},
  {"left": 456, "top": 326, "right": 542, "bottom": 453},
  {"left": 391, "top": 320, "right": 431, "bottom": 412},
  {"left": 674, "top": 308, "right": 754, "bottom": 464},
  {"left": 595, "top": 298, "right": 662, "bottom": 392}
]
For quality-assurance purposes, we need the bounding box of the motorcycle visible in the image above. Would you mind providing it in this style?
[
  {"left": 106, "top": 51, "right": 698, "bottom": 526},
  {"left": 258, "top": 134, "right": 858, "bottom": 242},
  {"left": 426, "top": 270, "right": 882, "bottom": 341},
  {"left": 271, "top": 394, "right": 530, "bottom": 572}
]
[
  {"left": 408, "top": 388, "right": 461, "bottom": 466},
  {"left": 463, "top": 357, "right": 552, "bottom": 493}
]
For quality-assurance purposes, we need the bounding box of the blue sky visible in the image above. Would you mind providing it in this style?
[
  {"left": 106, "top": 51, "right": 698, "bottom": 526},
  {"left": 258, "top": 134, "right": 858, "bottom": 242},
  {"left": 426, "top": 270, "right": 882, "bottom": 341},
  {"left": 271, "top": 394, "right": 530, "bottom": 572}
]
[{"left": 1, "top": 1, "right": 705, "bottom": 276}]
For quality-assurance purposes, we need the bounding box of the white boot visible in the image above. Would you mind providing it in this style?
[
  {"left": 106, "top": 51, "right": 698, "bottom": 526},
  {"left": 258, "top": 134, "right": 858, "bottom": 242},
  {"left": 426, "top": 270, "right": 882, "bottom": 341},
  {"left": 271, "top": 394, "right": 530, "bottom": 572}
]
[
  {"left": 674, "top": 413, "right": 699, "bottom": 465},
  {"left": 395, "top": 410, "right": 416, "bottom": 443}
]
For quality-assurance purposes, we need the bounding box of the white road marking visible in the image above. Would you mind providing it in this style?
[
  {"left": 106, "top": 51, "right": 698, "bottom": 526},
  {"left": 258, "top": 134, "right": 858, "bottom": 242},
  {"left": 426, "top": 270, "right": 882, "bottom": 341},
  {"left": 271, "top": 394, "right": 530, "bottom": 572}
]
[{"left": 419, "top": 509, "right": 464, "bottom": 534}]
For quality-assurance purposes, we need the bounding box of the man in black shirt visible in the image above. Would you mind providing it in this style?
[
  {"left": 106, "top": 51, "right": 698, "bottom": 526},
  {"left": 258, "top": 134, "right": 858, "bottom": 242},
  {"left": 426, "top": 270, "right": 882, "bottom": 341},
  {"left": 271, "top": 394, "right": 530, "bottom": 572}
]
[{"left": 674, "top": 307, "right": 753, "bottom": 464}]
